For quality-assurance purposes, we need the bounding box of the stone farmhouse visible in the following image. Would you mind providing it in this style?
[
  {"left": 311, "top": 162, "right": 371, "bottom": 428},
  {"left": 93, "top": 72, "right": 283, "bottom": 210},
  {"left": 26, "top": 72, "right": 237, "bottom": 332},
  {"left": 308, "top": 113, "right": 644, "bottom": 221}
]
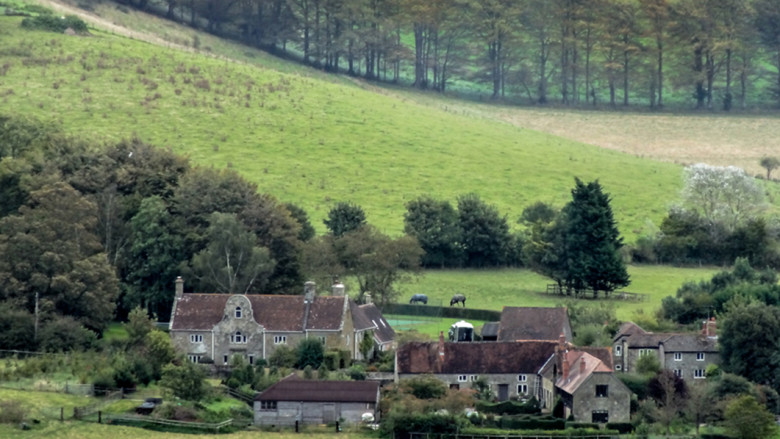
[
  {"left": 396, "top": 334, "right": 630, "bottom": 424},
  {"left": 169, "top": 278, "right": 395, "bottom": 365},
  {"left": 254, "top": 374, "right": 380, "bottom": 426},
  {"left": 612, "top": 319, "right": 719, "bottom": 381}
]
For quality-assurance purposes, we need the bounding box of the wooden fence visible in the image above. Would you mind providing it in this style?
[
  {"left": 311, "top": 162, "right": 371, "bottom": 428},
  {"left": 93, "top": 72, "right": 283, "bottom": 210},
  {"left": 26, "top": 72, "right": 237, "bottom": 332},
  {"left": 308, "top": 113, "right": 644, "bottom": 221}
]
[
  {"left": 104, "top": 414, "right": 233, "bottom": 433},
  {"left": 545, "top": 284, "right": 647, "bottom": 301},
  {"left": 73, "top": 389, "right": 123, "bottom": 419}
]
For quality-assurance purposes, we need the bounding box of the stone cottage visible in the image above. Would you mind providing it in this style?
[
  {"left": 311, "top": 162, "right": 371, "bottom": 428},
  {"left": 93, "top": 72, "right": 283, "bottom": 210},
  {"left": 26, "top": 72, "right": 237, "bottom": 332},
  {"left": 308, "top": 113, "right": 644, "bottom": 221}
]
[
  {"left": 169, "top": 278, "right": 395, "bottom": 365},
  {"left": 612, "top": 319, "right": 719, "bottom": 381},
  {"left": 254, "top": 374, "right": 380, "bottom": 426}
]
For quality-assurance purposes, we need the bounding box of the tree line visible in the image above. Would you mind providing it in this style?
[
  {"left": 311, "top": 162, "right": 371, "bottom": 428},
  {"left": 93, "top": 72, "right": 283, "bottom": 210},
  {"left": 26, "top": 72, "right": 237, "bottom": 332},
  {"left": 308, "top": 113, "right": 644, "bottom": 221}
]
[{"left": 117, "top": 0, "right": 780, "bottom": 109}]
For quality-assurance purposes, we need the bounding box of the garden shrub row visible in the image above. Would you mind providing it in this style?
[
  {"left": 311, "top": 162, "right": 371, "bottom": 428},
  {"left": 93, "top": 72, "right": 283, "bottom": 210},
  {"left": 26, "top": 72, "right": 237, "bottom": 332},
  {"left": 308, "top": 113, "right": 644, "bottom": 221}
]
[
  {"left": 462, "top": 426, "right": 620, "bottom": 437},
  {"left": 476, "top": 398, "right": 540, "bottom": 415},
  {"left": 382, "top": 303, "right": 501, "bottom": 322},
  {"left": 498, "top": 414, "right": 565, "bottom": 430}
]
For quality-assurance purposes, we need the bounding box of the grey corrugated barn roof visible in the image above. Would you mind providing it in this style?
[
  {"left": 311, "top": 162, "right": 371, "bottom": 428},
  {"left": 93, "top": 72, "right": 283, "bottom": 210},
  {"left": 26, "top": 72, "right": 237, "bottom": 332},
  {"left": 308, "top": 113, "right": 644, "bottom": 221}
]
[{"left": 255, "top": 374, "right": 379, "bottom": 403}]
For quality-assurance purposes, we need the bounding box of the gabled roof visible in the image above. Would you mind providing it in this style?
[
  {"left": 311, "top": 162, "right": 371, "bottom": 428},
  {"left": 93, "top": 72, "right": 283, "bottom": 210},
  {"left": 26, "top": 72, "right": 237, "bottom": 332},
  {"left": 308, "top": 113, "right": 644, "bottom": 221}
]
[
  {"left": 397, "top": 341, "right": 557, "bottom": 374},
  {"left": 351, "top": 302, "right": 395, "bottom": 345},
  {"left": 481, "top": 322, "right": 500, "bottom": 339},
  {"left": 170, "top": 293, "right": 347, "bottom": 331},
  {"left": 556, "top": 351, "right": 612, "bottom": 395},
  {"left": 614, "top": 321, "right": 718, "bottom": 352},
  {"left": 497, "top": 307, "right": 571, "bottom": 342},
  {"left": 255, "top": 374, "right": 379, "bottom": 403}
]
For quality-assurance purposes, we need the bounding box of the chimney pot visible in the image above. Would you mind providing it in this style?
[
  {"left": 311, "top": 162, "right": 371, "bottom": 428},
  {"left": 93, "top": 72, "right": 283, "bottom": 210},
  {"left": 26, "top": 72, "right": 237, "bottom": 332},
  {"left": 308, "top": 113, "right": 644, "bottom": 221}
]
[
  {"left": 579, "top": 357, "right": 586, "bottom": 374},
  {"left": 304, "top": 281, "right": 316, "bottom": 302}
]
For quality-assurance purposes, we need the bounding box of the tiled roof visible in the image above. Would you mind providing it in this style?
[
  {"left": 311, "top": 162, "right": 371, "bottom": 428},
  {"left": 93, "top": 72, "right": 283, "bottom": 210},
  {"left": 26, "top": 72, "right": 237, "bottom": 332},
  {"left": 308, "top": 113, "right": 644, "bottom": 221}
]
[
  {"left": 353, "top": 303, "right": 395, "bottom": 344},
  {"left": 170, "top": 293, "right": 347, "bottom": 331},
  {"left": 614, "top": 321, "right": 718, "bottom": 352},
  {"left": 397, "top": 341, "right": 557, "bottom": 374},
  {"left": 497, "top": 307, "right": 571, "bottom": 342},
  {"left": 577, "top": 346, "right": 614, "bottom": 370},
  {"left": 255, "top": 374, "right": 379, "bottom": 403},
  {"left": 556, "top": 351, "right": 612, "bottom": 394}
]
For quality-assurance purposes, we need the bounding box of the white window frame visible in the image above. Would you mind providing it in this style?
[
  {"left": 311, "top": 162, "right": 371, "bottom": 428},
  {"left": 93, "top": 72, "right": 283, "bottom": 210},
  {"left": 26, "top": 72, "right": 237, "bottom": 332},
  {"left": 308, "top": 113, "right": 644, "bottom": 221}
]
[
  {"left": 274, "top": 335, "right": 287, "bottom": 345},
  {"left": 235, "top": 306, "right": 242, "bottom": 319},
  {"left": 223, "top": 355, "right": 229, "bottom": 365},
  {"left": 457, "top": 375, "right": 467, "bottom": 382},
  {"left": 190, "top": 334, "right": 203, "bottom": 343},
  {"left": 517, "top": 374, "right": 527, "bottom": 382},
  {"left": 694, "top": 369, "right": 706, "bottom": 379},
  {"left": 469, "top": 375, "right": 479, "bottom": 382},
  {"left": 318, "top": 336, "right": 327, "bottom": 345},
  {"left": 674, "top": 352, "right": 682, "bottom": 361},
  {"left": 188, "top": 354, "right": 202, "bottom": 363},
  {"left": 696, "top": 352, "right": 705, "bottom": 361},
  {"left": 674, "top": 369, "right": 683, "bottom": 378},
  {"left": 614, "top": 345, "right": 622, "bottom": 356},
  {"left": 231, "top": 331, "right": 247, "bottom": 344},
  {"left": 517, "top": 384, "right": 528, "bottom": 394}
]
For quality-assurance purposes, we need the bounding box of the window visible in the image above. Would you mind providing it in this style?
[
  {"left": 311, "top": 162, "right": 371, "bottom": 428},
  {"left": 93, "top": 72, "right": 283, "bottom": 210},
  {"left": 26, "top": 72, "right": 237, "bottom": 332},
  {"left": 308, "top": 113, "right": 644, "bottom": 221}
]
[
  {"left": 260, "top": 401, "right": 277, "bottom": 410},
  {"left": 318, "top": 336, "right": 327, "bottom": 345},
  {"left": 457, "top": 375, "right": 467, "bottom": 382},
  {"left": 517, "top": 384, "right": 528, "bottom": 394},
  {"left": 614, "top": 345, "right": 622, "bottom": 356},
  {"left": 592, "top": 410, "right": 609, "bottom": 424},
  {"left": 674, "top": 352, "right": 682, "bottom": 361},
  {"left": 615, "top": 364, "right": 622, "bottom": 371},
  {"left": 235, "top": 306, "right": 242, "bottom": 319},
  {"left": 697, "top": 352, "right": 705, "bottom": 361},
  {"left": 274, "top": 335, "right": 287, "bottom": 345},
  {"left": 694, "top": 369, "right": 706, "bottom": 379},
  {"left": 596, "top": 385, "right": 609, "bottom": 398},
  {"left": 638, "top": 349, "right": 652, "bottom": 357},
  {"left": 187, "top": 355, "right": 202, "bottom": 363},
  {"left": 517, "top": 374, "right": 527, "bottom": 382},
  {"left": 223, "top": 355, "right": 229, "bottom": 365},
  {"left": 190, "top": 334, "right": 203, "bottom": 343},
  {"left": 469, "top": 375, "right": 479, "bottom": 382},
  {"left": 248, "top": 355, "right": 254, "bottom": 365},
  {"left": 231, "top": 331, "right": 247, "bottom": 343},
  {"left": 674, "top": 369, "right": 683, "bottom": 378}
]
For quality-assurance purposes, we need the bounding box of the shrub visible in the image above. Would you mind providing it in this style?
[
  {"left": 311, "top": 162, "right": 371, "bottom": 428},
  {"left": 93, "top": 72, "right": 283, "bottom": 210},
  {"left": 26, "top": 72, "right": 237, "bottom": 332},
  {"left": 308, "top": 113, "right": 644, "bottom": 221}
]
[
  {"left": 0, "top": 401, "right": 26, "bottom": 424},
  {"left": 477, "top": 398, "right": 541, "bottom": 415},
  {"left": 347, "top": 364, "right": 366, "bottom": 381},
  {"left": 606, "top": 422, "right": 634, "bottom": 433},
  {"left": 21, "top": 14, "right": 88, "bottom": 33},
  {"left": 268, "top": 346, "right": 295, "bottom": 368}
]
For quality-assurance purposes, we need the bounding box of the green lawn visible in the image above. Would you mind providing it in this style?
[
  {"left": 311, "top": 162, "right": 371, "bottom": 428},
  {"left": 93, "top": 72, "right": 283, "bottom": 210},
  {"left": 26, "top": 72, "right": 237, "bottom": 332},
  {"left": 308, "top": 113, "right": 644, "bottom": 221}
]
[{"left": 394, "top": 265, "right": 720, "bottom": 323}]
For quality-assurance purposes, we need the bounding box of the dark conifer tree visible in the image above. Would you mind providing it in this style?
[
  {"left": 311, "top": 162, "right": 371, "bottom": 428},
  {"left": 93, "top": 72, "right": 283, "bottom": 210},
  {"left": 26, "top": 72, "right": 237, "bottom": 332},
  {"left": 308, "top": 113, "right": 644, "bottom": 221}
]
[{"left": 562, "top": 178, "right": 629, "bottom": 295}]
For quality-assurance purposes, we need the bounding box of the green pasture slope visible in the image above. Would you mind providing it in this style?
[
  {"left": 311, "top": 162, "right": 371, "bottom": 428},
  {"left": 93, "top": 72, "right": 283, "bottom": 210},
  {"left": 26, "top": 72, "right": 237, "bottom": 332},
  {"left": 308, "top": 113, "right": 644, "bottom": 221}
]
[{"left": 0, "top": 13, "right": 683, "bottom": 240}]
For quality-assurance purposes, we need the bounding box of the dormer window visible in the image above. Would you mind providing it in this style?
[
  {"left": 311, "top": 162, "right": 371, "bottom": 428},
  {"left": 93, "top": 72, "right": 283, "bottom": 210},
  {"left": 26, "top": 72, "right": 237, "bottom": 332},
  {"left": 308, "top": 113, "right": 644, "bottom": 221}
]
[{"left": 235, "top": 306, "right": 242, "bottom": 319}]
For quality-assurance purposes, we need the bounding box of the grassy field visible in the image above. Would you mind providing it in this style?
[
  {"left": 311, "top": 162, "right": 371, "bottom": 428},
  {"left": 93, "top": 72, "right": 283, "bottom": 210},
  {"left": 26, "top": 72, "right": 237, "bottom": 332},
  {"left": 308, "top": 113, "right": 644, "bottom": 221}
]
[
  {"left": 0, "top": 7, "right": 758, "bottom": 243},
  {"left": 394, "top": 265, "right": 721, "bottom": 323}
]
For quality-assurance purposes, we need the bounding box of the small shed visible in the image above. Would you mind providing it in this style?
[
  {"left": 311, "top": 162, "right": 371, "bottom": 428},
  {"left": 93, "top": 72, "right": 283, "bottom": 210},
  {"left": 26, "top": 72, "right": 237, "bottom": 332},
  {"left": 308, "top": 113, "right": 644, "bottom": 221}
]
[
  {"left": 448, "top": 320, "right": 474, "bottom": 342},
  {"left": 254, "top": 374, "right": 380, "bottom": 426}
]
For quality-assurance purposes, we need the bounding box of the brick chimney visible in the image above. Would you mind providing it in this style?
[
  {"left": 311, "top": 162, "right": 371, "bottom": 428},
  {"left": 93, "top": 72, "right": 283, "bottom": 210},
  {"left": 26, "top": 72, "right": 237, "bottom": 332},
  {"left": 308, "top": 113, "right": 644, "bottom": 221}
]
[
  {"left": 705, "top": 317, "right": 717, "bottom": 338},
  {"left": 175, "top": 276, "right": 184, "bottom": 298},
  {"left": 579, "top": 356, "right": 586, "bottom": 375},
  {"left": 562, "top": 351, "right": 570, "bottom": 380}
]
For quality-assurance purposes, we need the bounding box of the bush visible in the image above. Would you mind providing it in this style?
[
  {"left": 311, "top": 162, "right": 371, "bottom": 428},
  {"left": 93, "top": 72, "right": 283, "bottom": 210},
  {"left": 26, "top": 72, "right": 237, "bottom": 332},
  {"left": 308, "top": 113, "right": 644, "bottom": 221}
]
[
  {"left": 268, "top": 346, "right": 295, "bottom": 368},
  {"left": 347, "top": 364, "right": 366, "bottom": 381},
  {"left": 476, "top": 398, "right": 541, "bottom": 415},
  {"left": 606, "top": 422, "right": 634, "bottom": 433},
  {"left": 499, "top": 414, "right": 565, "bottom": 430},
  {"left": 566, "top": 422, "right": 599, "bottom": 430},
  {"left": 381, "top": 413, "right": 465, "bottom": 438},
  {"left": 21, "top": 14, "right": 88, "bottom": 33},
  {"left": 0, "top": 400, "right": 26, "bottom": 424}
]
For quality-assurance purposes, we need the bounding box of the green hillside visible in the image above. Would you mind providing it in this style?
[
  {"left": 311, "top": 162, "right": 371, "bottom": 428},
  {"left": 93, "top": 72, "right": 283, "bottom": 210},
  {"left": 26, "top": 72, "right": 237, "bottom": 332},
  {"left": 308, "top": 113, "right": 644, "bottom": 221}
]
[{"left": 0, "top": 14, "right": 684, "bottom": 240}]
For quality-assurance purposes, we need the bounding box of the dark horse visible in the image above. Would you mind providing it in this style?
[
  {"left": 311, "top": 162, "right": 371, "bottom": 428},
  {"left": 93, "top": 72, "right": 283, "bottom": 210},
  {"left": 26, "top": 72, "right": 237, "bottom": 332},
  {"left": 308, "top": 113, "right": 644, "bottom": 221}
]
[
  {"left": 410, "top": 294, "right": 428, "bottom": 305},
  {"left": 450, "top": 294, "right": 466, "bottom": 307}
]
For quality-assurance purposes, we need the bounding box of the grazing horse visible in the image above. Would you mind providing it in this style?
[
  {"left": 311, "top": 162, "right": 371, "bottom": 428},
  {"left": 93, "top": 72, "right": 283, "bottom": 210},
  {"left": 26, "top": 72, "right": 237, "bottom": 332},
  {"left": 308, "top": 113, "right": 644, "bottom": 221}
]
[
  {"left": 409, "top": 294, "right": 428, "bottom": 305},
  {"left": 450, "top": 294, "right": 466, "bottom": 307}
]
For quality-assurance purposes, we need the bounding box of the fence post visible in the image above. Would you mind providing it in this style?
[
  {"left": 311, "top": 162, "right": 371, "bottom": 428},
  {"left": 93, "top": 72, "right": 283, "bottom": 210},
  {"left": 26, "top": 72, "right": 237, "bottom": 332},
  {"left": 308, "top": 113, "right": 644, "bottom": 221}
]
[
  {"left": 60, "top": 407, "right": 63, "bottom": 422},
  {"left": 295, "top": 420, "right": 299, "bottom": 433},
  {"left": 98, "top": 411, "right": 102, "bottom": 424}
]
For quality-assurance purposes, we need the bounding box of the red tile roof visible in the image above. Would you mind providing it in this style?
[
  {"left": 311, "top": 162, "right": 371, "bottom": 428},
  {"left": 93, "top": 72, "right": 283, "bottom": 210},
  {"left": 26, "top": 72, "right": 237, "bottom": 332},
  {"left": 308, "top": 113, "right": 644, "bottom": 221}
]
[
  {"left": 556, "top": 351, "right": 612, "bottom": 394},
  {"left": 397, "top": 341, "right": 557, "bottom": 374},
  {"left": 255, "top": 374, "right": 379, "bottom": 403}
]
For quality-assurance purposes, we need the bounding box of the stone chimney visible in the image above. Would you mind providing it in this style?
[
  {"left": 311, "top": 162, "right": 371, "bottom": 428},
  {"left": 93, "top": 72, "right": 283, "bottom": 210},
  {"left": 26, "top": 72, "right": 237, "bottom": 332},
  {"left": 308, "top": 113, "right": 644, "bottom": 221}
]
[
  {"left": 175, "top": 276, "right": 184, "bottom": 298},
  {"left": 304, "top": 281, "right": 316, "bottom": 303},
  {"left": 364, "top": 293, "right": 372, "bottom": 305},
  {"left": 437, "top": 331, "right": 446, "bottom": 371},
  {"left": 332, "top": 281, "right": 345, "bottom": 296}
]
